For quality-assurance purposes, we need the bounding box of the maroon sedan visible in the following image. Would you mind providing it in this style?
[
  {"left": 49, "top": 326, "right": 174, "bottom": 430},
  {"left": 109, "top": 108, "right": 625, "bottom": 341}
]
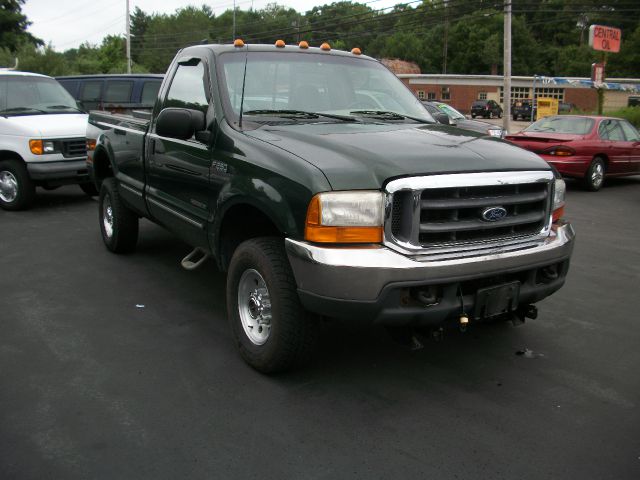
[{"left": 506, "top": 115, "right": 640, "bottom": 191}]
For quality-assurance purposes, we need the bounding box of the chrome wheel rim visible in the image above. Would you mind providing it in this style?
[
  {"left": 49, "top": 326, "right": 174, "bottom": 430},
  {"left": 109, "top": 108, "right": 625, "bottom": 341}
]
[
  {"left": 0, "top": 170, "right": 18, "bottom": 203},
  {"left": 592, "top": 163, "right": 604, "bottom": 188},
  {"left": 102, "top": 195, "right": 114, "bottom": 239},
  {"left": 237, "top": 269, "right": 272, "bottom": 345}
]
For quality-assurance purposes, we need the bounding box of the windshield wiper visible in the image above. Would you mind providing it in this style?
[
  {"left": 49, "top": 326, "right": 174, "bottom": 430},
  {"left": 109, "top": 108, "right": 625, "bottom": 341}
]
[
  {"left": 350, "top": 110, "right": 433, "bottom": 124},
  {"left": 0, "top": 107, "right": 48, "bottom": 115},
  {"left": 243, "top": 109, "right": 357, "bottom": 122},
  {"left": 46, "top": 105, "right": 82, "bottom": 112}
]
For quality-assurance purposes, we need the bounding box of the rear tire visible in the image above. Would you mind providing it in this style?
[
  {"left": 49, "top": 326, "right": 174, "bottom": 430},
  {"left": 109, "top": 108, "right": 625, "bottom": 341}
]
[
  {"left": 227, "top": 237, "right": 316, "bottom": 373},
  {"left": 79, "top": 182, "right": 98, "bottom": 197},
  {"left": 0, "top": 159, "right": 35, "bottom": 211},
  {"left": 99, "top": 178, "right": 138, "bottom": 253},
  {"left": 583, "top": 157, "right": 605, "bottom": 191}
]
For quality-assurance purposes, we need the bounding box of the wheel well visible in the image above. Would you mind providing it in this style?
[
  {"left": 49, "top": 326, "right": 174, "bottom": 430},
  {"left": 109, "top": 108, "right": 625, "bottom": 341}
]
[
  {"left": 0, "top": 151, "right": 24, "bottom": 164},
  {"left": 218, "top": 204, "right": 282, "bottom": 271},
  {"left": 92, "top": 148, "right": 113, "bottom": 189}
]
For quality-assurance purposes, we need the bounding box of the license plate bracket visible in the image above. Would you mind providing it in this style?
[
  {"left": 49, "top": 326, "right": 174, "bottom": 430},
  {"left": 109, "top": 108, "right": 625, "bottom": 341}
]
[{"left": 473, "top": 281, "right": 520, "bottom": 319}]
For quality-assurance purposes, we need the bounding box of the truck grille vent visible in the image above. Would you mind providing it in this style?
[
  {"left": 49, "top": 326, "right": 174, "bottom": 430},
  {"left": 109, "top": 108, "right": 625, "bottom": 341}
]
[
  {"left": 62, "top": 139, "right": 87, "bottom": 158},
  {"left": 389, "top": 180, "right": 550, "bottom": 248}
]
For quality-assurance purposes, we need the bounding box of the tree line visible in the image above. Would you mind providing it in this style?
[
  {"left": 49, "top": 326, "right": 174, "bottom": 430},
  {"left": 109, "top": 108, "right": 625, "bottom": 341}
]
[{"left": 1, "top": 0, "right": 639, "bottom": 78}]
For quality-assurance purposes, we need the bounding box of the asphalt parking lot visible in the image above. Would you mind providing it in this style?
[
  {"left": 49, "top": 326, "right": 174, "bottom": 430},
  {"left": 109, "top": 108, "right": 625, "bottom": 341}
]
[{"left": 1, "top": 178, "right": 639, "bottom": 479}]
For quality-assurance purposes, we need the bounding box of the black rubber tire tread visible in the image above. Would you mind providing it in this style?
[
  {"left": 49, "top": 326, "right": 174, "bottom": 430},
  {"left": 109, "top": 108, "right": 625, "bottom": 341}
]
[
  {"left": 227, "top": 237, "right": 317, "bottom": 374},
  {"left": 79, "top": 182, "right": 99, "bottom": 196},
  {"left": 99, "top": 178, "right": 139, "bottom": 253},
  {"left": 583, "top": 157, "right": 605, "bottom": 192},
  {"left": 0, "top": 159, "right": 35, "bottom": 211}
]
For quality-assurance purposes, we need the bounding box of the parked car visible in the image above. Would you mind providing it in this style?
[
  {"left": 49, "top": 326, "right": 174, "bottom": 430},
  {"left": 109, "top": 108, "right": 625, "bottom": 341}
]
[
  {"left": 87, "top": 43, "right": 574, "bottom": 373},
  {"left": 506, "top": 115, "right": 640, "bottom": 191},
  {"left": 512, "top": 99, "right": 535, "bottom": 121},
  {"left": 0, "top": 70, "right": 93, "bottom": 210},
  {"left": 57, "top": 74, "right": 163, "bottom": 113},
  {"left": 422, "top": 100, "right": 504, "bottom": 137},
  {"left": 470, "top": 99, "right": 502, "bottom": 119}
]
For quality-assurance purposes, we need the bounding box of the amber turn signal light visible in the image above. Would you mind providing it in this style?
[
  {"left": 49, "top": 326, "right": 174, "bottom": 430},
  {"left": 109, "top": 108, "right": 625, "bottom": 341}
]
[
  {"left": 29, "top": 139, "right": 43, "bottom": 155},
  {"left": 86, "top": 139, "right": 97, "bottom": 151},
  {"left": 552, "top": 206, "right": 564, "bottom": 223}
]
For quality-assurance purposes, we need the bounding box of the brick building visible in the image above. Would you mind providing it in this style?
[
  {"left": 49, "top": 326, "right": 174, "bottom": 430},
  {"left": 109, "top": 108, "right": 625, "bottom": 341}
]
[{"left": 398, "top": 74, "right": 640, "bottom": 114}]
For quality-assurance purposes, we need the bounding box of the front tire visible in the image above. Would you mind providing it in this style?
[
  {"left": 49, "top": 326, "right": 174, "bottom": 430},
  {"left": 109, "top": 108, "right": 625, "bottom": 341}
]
[
  {"left": 99, "top": 178, "right": 138, "bottom": 253},
  {"left": 583, "top": 157, "right": 605, "bottom": 191},
  {"left": 0, "top": 159, "right": 35, "bottom": 211},
  {"left": 227, "top": 237, "right": 316, "bottom": 373}
]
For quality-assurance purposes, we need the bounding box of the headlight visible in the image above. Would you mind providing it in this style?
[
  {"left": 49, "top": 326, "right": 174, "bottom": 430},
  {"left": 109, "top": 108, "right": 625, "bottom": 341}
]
[
  {"left": 552, "top": 178, "right": 566, "bottom": 222},
  {"left": 29, "top": 139, "right": 58, "bottom": 155},
  {"left": 305, "top": 191, "right": 384, "bottom": 243}
]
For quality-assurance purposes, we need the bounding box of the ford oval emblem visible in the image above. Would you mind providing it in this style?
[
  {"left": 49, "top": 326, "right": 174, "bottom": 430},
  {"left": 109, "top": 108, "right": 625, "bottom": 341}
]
[{"left": 482, "top": 206, "right": 508, "bottom": 222}]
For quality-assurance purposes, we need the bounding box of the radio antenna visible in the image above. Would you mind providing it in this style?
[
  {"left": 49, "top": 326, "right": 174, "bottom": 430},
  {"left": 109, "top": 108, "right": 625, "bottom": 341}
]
[{"left": 238, "top": 47, "right": 248, "bottom": 128}]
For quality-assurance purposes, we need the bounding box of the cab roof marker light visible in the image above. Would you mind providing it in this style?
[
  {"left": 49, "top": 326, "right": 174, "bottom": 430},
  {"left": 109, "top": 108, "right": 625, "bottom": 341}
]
[
  {"left": 275, "top": 39, "right": 285, "bottom": 48},
  {"left": 320, "top": 42, "right": 331, "bottom": 51},
  {"left": 233, "top": 39, "right": 245, "bottom": 47},
  {"left": 351, "top": 47, "right": 362, "bottom": 55},
  {"left": 299, "top": 41, "right": 309, "bottom": 49}
]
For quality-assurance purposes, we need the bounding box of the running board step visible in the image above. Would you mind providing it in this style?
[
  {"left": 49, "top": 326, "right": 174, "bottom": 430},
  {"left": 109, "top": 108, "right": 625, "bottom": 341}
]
[{"left": 181, "top": 247, "right": 210, "bottom": 271}]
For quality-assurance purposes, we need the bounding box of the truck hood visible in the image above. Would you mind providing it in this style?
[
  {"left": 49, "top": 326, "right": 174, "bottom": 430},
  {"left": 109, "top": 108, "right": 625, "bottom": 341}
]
[
  {"left": 1, "top": 113, "right": 88, "bottom": 138},
  {"left": 245, "top": 122, "right": 550, "bottom": 190}
]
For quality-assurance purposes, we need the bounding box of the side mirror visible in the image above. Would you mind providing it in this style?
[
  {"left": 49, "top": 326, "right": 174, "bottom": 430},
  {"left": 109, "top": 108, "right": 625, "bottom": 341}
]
[
  {"left": 434, "top": 112, "right": 452, "bottom": 125},
  {"left": 156, "top": 108, "right": 206, "bottom": 140}
]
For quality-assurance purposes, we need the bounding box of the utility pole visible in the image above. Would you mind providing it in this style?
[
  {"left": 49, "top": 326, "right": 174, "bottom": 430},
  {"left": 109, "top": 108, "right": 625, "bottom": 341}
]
[
  {"left": 442, "top": 0, "right": 448, "bottom": 74},
  {"left": 502, "top": 0, "right": 511, "bottom": 133},
  {"left": 125, "top": 0, "right": 131, "bottom": 74},
  {"left": 233, "top": 0, "right": 236, "bottom": 40}
]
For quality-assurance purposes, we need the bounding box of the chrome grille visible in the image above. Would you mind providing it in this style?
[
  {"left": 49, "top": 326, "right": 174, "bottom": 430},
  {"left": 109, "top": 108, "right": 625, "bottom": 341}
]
[
  {"left": 62, "top": 139, "right": 87, "bottom": 158},
  {"left": 386, "top": 171, "right": 554, "bottom": 252}
]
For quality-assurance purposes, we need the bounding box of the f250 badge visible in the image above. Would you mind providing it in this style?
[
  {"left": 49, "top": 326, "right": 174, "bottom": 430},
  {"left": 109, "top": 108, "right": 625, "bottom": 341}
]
[{"left": 482, "top": 206, "right": 507, "bottom": 221}]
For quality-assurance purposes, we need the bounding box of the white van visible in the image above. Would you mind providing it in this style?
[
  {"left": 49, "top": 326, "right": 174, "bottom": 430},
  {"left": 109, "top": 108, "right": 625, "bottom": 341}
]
[{"left": 0, "top": 71, "right": 94, "bottom": 210}]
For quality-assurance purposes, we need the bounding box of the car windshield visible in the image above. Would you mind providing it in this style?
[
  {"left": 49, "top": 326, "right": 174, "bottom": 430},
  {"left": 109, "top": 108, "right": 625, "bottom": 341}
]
[
  {"left": 0, "top": 75, "right": 79, "bottom": 115},
  {"left": 219, "top": 51, "right": 434, "bottom": 123},
  {"left": 524, "top": 116, "right": 594, "bottom": 135},
  {"left": 437, "top": 103, "right": 465, "bottom": 120}
]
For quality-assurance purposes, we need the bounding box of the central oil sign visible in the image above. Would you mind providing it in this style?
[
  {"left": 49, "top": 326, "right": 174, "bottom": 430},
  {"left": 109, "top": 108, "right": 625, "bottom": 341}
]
[{"left": 589, "top": 25, "right": 622, "bottom": 53}]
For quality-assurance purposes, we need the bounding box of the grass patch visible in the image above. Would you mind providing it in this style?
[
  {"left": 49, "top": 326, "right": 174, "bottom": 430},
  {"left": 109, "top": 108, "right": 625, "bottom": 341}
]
[{"left": 603, "top": 106, "right": 640, "bottom": 127}]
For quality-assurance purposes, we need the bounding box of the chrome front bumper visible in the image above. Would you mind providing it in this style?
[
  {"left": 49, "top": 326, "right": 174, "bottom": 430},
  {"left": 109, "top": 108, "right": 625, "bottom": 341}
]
[{"left": 285, "top": 222, "right": 575, "bottom": 323}]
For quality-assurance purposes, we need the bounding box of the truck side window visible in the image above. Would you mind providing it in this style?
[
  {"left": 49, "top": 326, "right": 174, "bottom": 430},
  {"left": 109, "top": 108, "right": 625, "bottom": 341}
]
[
  {"left": 81, "top": 81, "right": 103, "bottom": 102},
  {"left": 104, "top": 81, "right": 133, "bottom": 103},
  {"left": 164, "top": 62, "right": 209, "bottom": 113},
  {"left": 0, "top": 77, "right": 6, "bottom": 110},
  {"left": 141, "top": 81, "right": 161, "bottom": 106}
]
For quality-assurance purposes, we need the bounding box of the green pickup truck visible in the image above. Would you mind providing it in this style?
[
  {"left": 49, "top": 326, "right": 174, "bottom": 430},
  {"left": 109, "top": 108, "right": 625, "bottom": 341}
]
[{"left": 87, "top": 42, "right": 575, "bottom": 373}]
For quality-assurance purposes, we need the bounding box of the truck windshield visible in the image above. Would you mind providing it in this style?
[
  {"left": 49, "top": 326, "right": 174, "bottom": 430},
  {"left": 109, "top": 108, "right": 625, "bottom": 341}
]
[
  {"left": 0, "top": 75, "right": 80, "bottom": 115},
  {"left": 219, "top": 51, "right": 434, "bottom": 123}
]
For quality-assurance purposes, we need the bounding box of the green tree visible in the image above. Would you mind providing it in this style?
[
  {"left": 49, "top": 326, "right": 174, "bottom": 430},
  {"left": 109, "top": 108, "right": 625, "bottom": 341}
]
[{"left": 0, "top": 0, "right": 42, "bottom": 52}]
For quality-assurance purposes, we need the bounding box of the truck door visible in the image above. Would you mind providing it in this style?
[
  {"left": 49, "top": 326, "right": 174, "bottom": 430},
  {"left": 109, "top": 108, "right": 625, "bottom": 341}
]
[{"left": 145, "top": 57, "right": 213, "bottom": 248}]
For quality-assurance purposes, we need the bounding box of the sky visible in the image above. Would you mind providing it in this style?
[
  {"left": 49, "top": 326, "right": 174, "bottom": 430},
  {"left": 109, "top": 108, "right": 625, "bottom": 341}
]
[{"left": 23, "top": 0, "right": 405, "bottom": 51}]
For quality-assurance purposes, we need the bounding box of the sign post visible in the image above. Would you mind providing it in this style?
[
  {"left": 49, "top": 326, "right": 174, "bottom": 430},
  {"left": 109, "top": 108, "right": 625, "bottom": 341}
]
[{"left": 588, "top": 25, "right": 622, "bottom": 115}]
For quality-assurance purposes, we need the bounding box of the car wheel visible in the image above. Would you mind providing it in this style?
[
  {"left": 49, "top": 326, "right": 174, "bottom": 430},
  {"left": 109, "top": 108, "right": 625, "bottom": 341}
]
[
  {"left": 488, "top": 111, "right": 494, "bottom": 119},
  {"left": 99, "top": 178, "right": 139, "bottom": 253},
  {"left": 227, "top": 237, "right": 316, "bottom": 373},
  {"left": 471, "top": 114, "right": 476, "bottom": 119},
  {"left": 498, "top": 111, "right": 502, "bottom": 118},
  {"left": 79, "top": 182, "right": 99, "bottom": 197},
  {"left": 0, "top": 159, "right": 36, "bottom": 211},
  {"left": 583, "top": 157, "right": 605, "bottom": 191},
  {"left": 513, "top": 115, "right": 518, "bottom": 121}
]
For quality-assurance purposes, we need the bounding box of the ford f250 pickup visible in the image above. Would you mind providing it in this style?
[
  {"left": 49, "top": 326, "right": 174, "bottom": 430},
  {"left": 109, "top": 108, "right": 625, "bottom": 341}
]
[{"left": 87, "top": 42, "right": 575, "bottom": 373}]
